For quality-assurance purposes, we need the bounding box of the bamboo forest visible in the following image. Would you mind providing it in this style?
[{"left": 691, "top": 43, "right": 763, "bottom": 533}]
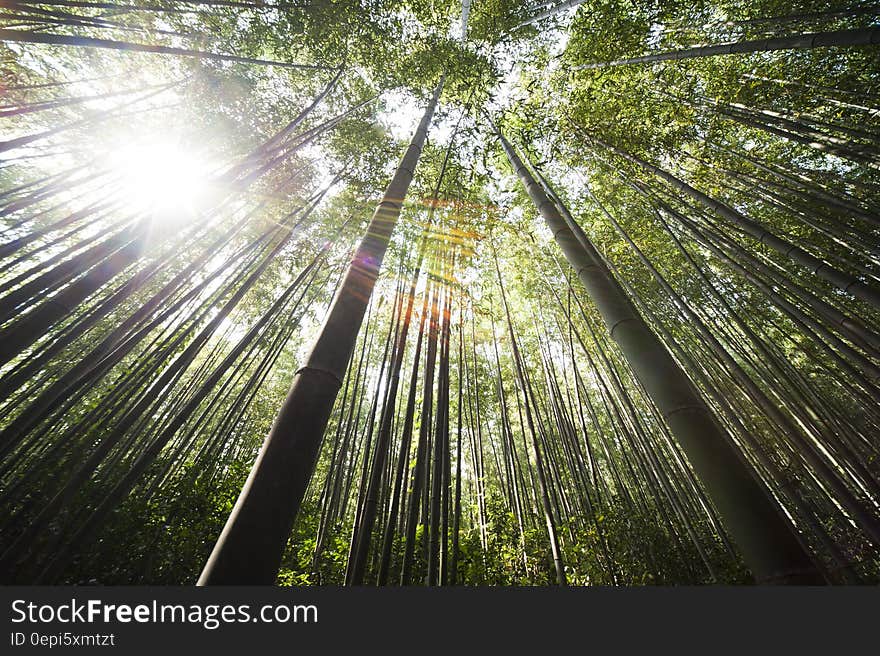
[{"left": 0, "top": 0, "right": 878, "bottom": 588}]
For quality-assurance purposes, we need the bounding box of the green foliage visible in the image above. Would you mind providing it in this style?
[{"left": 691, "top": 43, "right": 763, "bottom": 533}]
[
  {"left": 1, "top": 0, "right": 878, "bottom": 588},
  {"left": 57, "top": 463, "right": 251, "bottom": 584}
]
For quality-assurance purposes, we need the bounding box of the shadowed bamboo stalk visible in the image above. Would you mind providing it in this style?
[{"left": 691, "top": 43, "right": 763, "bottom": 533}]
[
  {"left": 0, "top": 28, "right": 333, "bottom": 69},
  {"left": 572, "top": 27, "right": 880, "bottom": 70},
  {"left": 512, "top": 0, "right": 585, "bottom": 31},
  {"left": 198, "top": 80, "right": 444, "bottom": 585},
  {"left": 495, "top": 126, "right": 825, "bottom": 584},
  {"left": 582, "top": 131, "right": 880, "bottom": 309}
]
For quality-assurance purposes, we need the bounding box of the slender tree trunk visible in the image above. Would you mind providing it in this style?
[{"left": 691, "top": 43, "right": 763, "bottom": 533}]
[
  {"left": 197, "top": 81, "right": 443, "bottom": 585},
  {"left": 512, "top": 0, "right": 585, "bottom": 31},
  {"left": 376, "top": 285, "right": 428, "bottom": 585},
  {"left": 573, "top": 27, "right": 880, "bottom": 70},
  {"left": 450, "top": 318, "right": 464, "bottom": 585},
  {"left": 585, "top": 132, "right": 880, "bottom": 309},
  {"left": 0, "top": 28, "right": 331, "bottom": 69},
  {"left": 496, "top": 127, "right": 825, "bottom": 584}
]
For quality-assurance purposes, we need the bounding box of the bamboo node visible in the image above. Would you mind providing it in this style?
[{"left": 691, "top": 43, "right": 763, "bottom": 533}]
[{"left": 295, "top": 365, "right": 344, "bottom": 388}]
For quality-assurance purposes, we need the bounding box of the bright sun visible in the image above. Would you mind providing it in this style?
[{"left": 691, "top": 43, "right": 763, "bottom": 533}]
[{"left": 110, "top": 141, "right": 212, "bottom": 222}]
